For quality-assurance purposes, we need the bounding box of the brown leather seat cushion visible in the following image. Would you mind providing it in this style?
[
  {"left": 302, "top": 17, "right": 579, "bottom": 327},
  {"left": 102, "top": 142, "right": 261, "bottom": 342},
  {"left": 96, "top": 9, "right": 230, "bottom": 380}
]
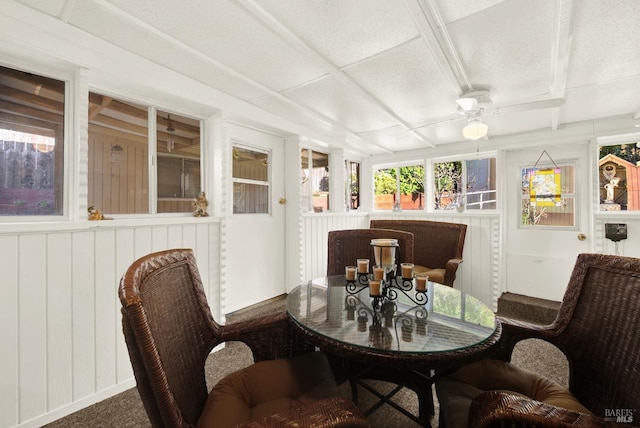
[
  {"left": 197, "top": 351, "right": 340, "bottom": 428},
  {"left": 436, "top": 359, "right": 592, "bottom": 428},
  {"left": 413, "top": 265, "right": 445, "bottom": 285}
]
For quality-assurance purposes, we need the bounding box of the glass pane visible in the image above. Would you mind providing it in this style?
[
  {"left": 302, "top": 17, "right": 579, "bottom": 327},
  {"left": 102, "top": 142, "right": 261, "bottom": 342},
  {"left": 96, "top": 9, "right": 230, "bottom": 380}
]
[
  {"left": 0, "top": 66, "right": 65, "bottom": 216},
  {"left": 347, "top": 161, "right": 360, "bottom": 210},
  {"left": 233, "top": 145, "right": 269, "bottom": 214},
  {"left": 434, "top": 161, "right": 462, "bottom": 210},
  {"left": 466, "top": 158, "right": 496, "bottom": 210},
  {"left": 521, "top": 165, "right": 575, "bottom": 227},
  {"left": 301, "top": 148, "right": 311, "bottom": 212},
  {"left": 157, "top": 157, "right": 182, "bottom": 198},
  {"left": 312, "top": 151, "right": 329, "bottom": 212},
  {"left": 233, "top": 182, "right": 268, "bottom": 213},
  {"left": 374, "top": 168, "right": 397, "bottom": 210},
  {"left": 233, "top": 147, "right": 268, "bottom": 181},
  {"left": 157, "top": 111, "right": 201, "bottom": 213},
  {"left": 88, "top": 93, "right": 148, "bottom": 214},
  {"left": 399, "top": 165, "right": 424, "bottom": 210},
  {"left": 599, "top": 142, "right": 640, "bottom": 211}
]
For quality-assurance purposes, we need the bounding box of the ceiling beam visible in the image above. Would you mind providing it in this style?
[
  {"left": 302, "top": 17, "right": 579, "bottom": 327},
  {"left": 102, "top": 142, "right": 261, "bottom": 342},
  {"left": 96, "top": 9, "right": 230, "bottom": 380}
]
[
  {"left": 549, "top": 0, "right": 575, "bottom": 130},
  {"left": 402, "top": 0, "right": 472, "bottom": 95},
  {"left": 91, "top": 0, "right": 390, "bottom": 154},
  {"left": 236, "top": 0, "right": 434, "bottom": 148}
]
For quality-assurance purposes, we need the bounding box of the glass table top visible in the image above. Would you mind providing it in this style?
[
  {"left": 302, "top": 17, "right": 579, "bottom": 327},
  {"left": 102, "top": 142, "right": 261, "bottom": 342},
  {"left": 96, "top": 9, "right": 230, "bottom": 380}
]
[{"left": 286, "top": 275, "right": 497, "bottom": 355}]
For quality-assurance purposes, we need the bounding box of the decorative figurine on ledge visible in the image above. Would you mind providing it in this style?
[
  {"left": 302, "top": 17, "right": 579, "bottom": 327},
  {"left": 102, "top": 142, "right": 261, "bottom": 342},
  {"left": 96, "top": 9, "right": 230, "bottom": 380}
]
[
  {"left": 88, "top": 206, "right": 105, "bottom": 220},
  {"left": 193, "top": 192, "right": 209, "bottom": 217}
]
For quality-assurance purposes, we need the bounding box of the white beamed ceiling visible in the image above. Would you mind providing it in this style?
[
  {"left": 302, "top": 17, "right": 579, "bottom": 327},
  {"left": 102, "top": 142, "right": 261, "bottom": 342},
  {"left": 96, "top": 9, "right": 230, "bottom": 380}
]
[{"left": 13, "top": 0, "right": 640, "bottom": 155}]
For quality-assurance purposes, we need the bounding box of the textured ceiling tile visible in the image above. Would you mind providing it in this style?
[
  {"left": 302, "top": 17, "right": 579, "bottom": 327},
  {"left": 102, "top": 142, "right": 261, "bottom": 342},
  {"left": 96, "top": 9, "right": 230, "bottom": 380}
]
[
  {"left": 561, "top": 75, "right": 640, "bottom": 123},
  {"left": 447, "top": 0, "right": 555, "bottom": 104},
  {"left": 256, "top": 0, "right": 420, "bottom": 68},
  {"left": 344, "top": 38, "right": 460, "bottom": 124},
  {"left": 101, "top": 0, "right": 328, "bottom": 92},
  {"left": 567, "top": 0, "right": 640, "bottom": 88},
  {"left": 15, "top": 0, "right": 66, "bottom": 17},
  {"left": 358, "top": 126, "right": 436, "bottom": 151},
  {"left": 435, "top": 0, "right": 507, "bottom": 24},
  {"left": 284, "top": 75, "right": 398, "bottom": 133},
  {"left": 67, "top": 1, "right": 267, "bottom": 101}
]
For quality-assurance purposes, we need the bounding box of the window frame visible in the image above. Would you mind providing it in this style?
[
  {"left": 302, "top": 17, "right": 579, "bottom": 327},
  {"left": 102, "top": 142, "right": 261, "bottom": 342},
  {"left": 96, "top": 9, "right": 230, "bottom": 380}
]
[
  {"left": 301, "top": 148, "right": 330, "bottom": 213},
  {"left": 372, "top": 160, "right": 426, "bottom": 212},
  {"left": 430, "top": 152, "right": 498, "bottom": 213},
  {"left": 0, "top": 64, "right": 70, "bottom": 221},
  {"left": 518, "top": 161, "right": 576, "bottom": 229},
  {"left": 596, "top": 135, "right": 640, "bottom": 213},
  {"left": 231, "top": 142, "right": 271, "bottom": 215}
]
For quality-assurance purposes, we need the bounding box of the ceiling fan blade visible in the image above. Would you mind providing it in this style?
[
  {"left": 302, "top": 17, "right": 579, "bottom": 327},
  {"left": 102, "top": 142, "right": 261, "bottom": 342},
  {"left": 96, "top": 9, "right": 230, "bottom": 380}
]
[
  {"left": 456, "top": 97, "right": 479, "bottom": 111},
  {"left": 493, "top": 97, "right": 565, "bottom": 113}
]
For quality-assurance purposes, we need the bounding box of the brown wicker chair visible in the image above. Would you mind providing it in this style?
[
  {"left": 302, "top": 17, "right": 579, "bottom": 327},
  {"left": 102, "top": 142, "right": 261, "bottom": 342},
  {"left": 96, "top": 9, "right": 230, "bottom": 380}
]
[
  {"left": 326, "top": 229, "right": 434, "bottom": 424},
  {"left": 327, "top": 228, "right": 414, "bottom": 277},
  {"left": 436, "top": 253, "right": 640, "bottom": 428},
  {"left": 119, "top": 248, "right": 369, "bottom": 428},
  {"left": 369, "top": 219, "right": 467, "bottom": 286}
]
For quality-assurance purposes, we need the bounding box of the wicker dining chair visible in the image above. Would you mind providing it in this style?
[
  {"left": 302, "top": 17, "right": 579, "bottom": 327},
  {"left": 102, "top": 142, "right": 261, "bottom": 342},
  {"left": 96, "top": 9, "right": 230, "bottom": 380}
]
[
  {"left": 327, "top": 228, "right": 414, "bottom": 278},
  {"left": 326, "top": 229, "right": 435, "bottom": 424},
  {"left": 119, "top": 248, "right": 369, "bottom": 428},
  {"left": 436, "top": 253, "right": 640, "bottom": 428},
  {"left": 369, "top": 219, "right": 467, "bottom": 286}
]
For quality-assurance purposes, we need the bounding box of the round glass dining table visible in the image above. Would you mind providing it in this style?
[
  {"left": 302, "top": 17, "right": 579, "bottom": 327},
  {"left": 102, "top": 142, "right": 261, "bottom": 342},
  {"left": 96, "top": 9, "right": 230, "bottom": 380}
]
[{"left": 286, "top": 275, "right": 501, "bottom": 372}]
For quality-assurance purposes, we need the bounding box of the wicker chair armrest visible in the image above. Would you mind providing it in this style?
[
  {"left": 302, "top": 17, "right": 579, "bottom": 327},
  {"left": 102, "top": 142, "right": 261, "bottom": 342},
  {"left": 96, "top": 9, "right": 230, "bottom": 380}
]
[
  {"left": 492, "top": 316, "right": 561, "bottom": 361},
  {"left": 220, "top": 311, "right": 314, "bottom": 361},
  {"left": 444, "top": 258, "right": 463, "bottom": 285},
  {"left": 469, "top": 391, "right": 616, "bottom": 428},
  {"left": 234, "top": 397, "right": 370, "bottom": 428}
]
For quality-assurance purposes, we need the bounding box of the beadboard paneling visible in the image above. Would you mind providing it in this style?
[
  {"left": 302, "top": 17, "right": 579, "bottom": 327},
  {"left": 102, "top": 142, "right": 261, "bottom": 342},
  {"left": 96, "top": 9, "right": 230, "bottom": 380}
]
[{"left": 0, "top": 221, "right": 221, "bottom": 428}]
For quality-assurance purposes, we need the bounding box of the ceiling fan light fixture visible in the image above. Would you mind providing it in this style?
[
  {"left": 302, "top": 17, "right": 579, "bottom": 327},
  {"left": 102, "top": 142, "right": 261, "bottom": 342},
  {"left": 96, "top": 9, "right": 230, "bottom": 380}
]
[{"left": 462, "top": 118, "right": 488, "bottom": 140}]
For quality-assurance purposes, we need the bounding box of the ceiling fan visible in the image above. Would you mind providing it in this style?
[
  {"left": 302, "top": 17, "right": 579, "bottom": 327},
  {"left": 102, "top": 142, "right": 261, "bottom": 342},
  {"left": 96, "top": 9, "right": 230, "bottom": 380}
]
[{"left": 414, "top": 90, "right": 566, "bottom": 140}]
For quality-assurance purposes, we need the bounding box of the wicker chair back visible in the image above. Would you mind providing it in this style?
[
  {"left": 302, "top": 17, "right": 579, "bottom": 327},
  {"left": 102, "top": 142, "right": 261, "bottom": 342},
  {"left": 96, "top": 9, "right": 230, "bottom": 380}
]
[
  {"left": 551, "top": 253, "right": 640, "bottom": 415},
  {"left": 119, "top": 249, "right": 218, "bottom": 427},
  {"left": 327, "top": 228, "right": 414, "bottom": 276}
]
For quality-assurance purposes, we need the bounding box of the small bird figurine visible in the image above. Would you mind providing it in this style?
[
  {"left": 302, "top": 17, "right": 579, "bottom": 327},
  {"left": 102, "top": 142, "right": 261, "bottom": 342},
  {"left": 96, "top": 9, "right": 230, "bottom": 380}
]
[
  {"left": 193, "top": 192, "right": 209, "bottom": 217},
  {"left": 87, "top": 205, "right": 104, "bottom": 220}
]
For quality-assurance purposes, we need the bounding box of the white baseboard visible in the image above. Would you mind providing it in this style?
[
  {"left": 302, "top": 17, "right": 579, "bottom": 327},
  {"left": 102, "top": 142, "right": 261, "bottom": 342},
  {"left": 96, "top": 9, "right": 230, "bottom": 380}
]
[{"left": 14, "top": 379, "right": 137, "bottom": 428}]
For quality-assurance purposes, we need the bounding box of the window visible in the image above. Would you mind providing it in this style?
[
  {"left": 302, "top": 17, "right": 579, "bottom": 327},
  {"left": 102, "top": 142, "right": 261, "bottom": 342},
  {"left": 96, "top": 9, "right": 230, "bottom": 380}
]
[
  {"left": 301, "top": 149, "right": 329, "bottom": 212},
  {"left": 520, "top": 164, "right": 575, "bottom": 227},
  {"left": 88, "top": 93, "right": 202, "bottom": 214},
  {"left": 0, "top": 66, "right": 65, "bottom": 216},
  {"left": 598, "top": 141, "right": 640, "bottom": 211},
  {"left": 373, "top": 164, "right": 424, "bottom": 211},
  {"left": 156, "top": 110, "right": 201, "bottom": 213},
  {"left": 434, "top": 157, "right": 496, "bottom": 211},
  {"left": 346, "top": 160, "right": 360, "bottom": 210},
  {"left": 232, "top": 145, "right": 269, "bottom": 214}
]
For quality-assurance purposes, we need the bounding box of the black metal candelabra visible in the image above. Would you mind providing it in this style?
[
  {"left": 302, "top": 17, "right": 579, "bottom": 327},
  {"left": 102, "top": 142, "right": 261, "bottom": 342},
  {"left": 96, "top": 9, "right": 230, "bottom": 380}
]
[{"left": 345, "top": 270, "right": 428, "bottom": 307}]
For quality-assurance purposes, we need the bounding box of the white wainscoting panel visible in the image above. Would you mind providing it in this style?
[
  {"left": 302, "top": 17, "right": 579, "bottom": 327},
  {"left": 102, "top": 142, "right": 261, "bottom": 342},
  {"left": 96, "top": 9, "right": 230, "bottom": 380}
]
[{"left": 0, "top": 220, "right": 221, "bottom": 428}]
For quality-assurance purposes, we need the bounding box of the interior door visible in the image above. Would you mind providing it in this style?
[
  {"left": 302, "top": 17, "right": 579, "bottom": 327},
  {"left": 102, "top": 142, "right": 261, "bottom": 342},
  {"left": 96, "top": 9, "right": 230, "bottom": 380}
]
[
  {"left": 505, "top": 142, "right": 591, "bottom": 301},
  {"left": 225, "top": 126, "right": 286, "bottom": 313}
]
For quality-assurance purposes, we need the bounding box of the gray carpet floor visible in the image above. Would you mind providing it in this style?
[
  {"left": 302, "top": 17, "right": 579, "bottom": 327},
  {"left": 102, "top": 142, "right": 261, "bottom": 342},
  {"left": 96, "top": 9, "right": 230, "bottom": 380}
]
[{"left": 44, "top": 297, "right": 567, "bottom": 428}]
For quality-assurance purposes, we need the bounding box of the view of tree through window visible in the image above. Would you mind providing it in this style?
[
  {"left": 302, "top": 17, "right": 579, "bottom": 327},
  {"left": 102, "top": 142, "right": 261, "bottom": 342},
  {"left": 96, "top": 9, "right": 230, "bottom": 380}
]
[
  {"left": 374, "top": 165, "right": 424, "bottom": 210},
  {"left": 434, "top": 158, "right": 496, "bottom": 210},
  {"left": 598, "top": 142, "right": 640, "bottom": 211}
]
